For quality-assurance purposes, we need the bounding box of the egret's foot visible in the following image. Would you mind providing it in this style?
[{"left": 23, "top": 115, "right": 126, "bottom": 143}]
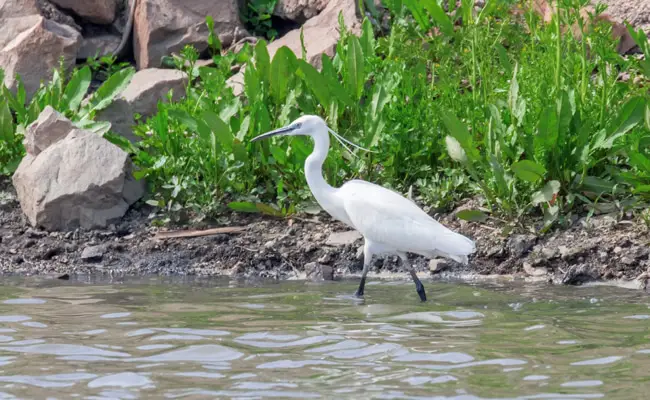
[
  {"left": 415, "top": 281, "right": 427, "bottom": 302},
  {"left": 355, "top": 277, "right": 366, "bottom": 298}
]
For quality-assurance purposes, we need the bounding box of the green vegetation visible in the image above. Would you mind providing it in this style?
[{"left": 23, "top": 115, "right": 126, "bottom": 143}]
[
  {"left": 0, "top": 59, "right": 135, "bottom": 174},
  {"left": 2, "top": 0, "right": 650, "bottom": 233}
]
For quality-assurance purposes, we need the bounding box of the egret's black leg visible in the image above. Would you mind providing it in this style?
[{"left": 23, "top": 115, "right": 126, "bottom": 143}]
[
  {"left": 355, "top": 241, "right": 372, "bottom": 298},
  {"left": 409, "top": 270, "right": 427, "bottom": 302},
  {"left": 399, "top": 252, "right": 427, "bottom": 302},
  {"left": 355, "top": 276, "right": 366, "bottom": 297}
]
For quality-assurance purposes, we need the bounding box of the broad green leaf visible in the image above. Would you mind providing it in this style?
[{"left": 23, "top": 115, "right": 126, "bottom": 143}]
[
  {"left": 402, "top": 0, "right": 430, "bottom": 30},
  {"left": 256, "top": 203, "right": 284, "bottom": 217},
  {"left": 86, "top": 67, "right": 135, "bottom": 113},
  {"left": 254, "top": 40, "right": 271, "bottom": 87},
  {"left": 228, "top": 201, "right": 259, "bottom": 213},
  {"left": 646, "top": 104, "right": 650, "bottom": 131},
  {"left": 270, "top": 46, "right": 296, "bottom": 104},
  {"left": 62, "top": 66, "right": 91, "bottom": 112},
  {"left": 536, "top": 104, "right": 558, "bottom": 152},
  {"left": 456, "top": 209, "right": 488, "bottom": 222},
  {"left": 297, "top": 60, "right": 331, "bottom": 107},
  {"left": 511, "top": 160, "right": 546, "bottom": 183},
  {"left": 596, "top": 96, "right": 645, "bottom": 151},
  {"left": 244, "top": 63, "right": 261, "bottom": 101},
  {"left": 168, "top": 109, "right": 198, "bottom": 131},
  {"left": 629, "top": 152, "right": 650, "bottom": 173},
  {"left": 202, "top": 110, "right": 233, "bottom": 150},
  {"left": 360, "top": 18, "right": 376, "bottom": 58},
  {"left": 581, "top": 176, "right": 617, "bottom": 195},
  {"left": 531, "top": 180, "right": 561, "bottom": 205},
  {"left": 84, "top": 120, "right": 112, "bottom": 135},
  {"left": 321, "top": 54, "right": 353, "bottom": 108},
  {"left": 345, "top": 35, "right": 364, "bottom": 101},
  {"left": 496, "top": 44, "right": 512, "bottom": 76},
  {"left": 269, "top": 145, "right": 287, "bottom": 164},
  {"left": 440, "top": 112, "right": 479, "bottom": 160},
  {"left": 421, "top": 0, "right": 454, "bottom": 35},
  {"left": 0, "top": 99, "right": 14, "bottom": 141}
]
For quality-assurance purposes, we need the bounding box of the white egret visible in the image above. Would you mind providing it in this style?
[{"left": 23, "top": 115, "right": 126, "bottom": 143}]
[{"left": 251, "top": 115, "right": 476, "bottom": 301}]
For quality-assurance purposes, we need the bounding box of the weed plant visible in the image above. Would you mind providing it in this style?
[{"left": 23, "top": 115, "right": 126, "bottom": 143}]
[{"left": 2, "top": 0, "right": 649, "bottom": 233}]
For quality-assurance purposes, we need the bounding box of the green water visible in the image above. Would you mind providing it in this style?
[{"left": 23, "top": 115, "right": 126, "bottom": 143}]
[{"left": 0, "top": 277, "right": 646, "bottom": 399}]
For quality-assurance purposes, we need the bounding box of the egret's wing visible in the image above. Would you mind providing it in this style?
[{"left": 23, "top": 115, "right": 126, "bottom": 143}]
[{"left": 338, "top": 180, "right": 475, "bottom": 260}]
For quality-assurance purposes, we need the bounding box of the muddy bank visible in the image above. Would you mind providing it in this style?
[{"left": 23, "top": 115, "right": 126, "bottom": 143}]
[{"left": 1, "top": 178, "right": 649, "bottom": 290}]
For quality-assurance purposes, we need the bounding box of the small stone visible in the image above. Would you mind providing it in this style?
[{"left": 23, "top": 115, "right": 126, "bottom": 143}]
[
  {"left": 81, "top": 245, "right": 106, "bottom": 262},
  {"left": 541, "top": 246, "right": 557, "bottom": 260},
  {"left": 613, "top": 246, "right": 623, "bottom": 254},
  {"left": 485, "top": 246, "right": 502, "bottom": 257},
  {"left": 24, "top": 228, "right": 46, "bottom": 238},
  {"left": 325, "top": 230, "right": 362, "bottom": 246},
  {"left": 317, "top": 252, "right": 332, "bottom": 264},
  {"left": 429, "top": 259, "right": 450, "bottom": 274},
  {"left": 621, "top": 256, "right": 636, "bottom": 266},
  {"left": 305, "top": 262, "right": 334, "bottom": 281},
  {"left": 507, "top": 234, "right": 536, "bottom": 258},
  {"left": 523, "top": 262, "right": 548, "bottom": 277},
  {"left": 264, "top": 240, "right": 276, "bottom": 249}
]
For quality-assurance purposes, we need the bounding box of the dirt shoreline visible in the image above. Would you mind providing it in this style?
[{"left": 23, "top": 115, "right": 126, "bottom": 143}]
[{"left": 1, "top": 178, "right": 649, "bottom": 291}]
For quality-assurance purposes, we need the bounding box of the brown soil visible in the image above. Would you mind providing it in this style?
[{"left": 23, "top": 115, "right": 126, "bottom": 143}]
[{"left": 1, "top": 178, "right": 649, "bottom": 291}]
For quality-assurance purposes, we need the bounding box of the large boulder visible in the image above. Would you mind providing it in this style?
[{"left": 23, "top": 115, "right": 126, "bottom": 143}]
[
  {"left": 12, "top": 111, "right": 144, "bottom": 231},
  {"left": 96, "top": 68, "right": 188, "bottom": 142},
  {"left": 0, "top": 16, "right": 81, "bottom": 100},
  {"left": 273, "top": 0, "right": 328, "bottom": 23},
  {"left": 0, "top": 0, "right": 40, "bottom": 18},
  {"left": 49, "top": 0, "right": 117, "bottom": 24},
  {"left": 133, "top": 0, "right": 248, "bottom": 69},
  {"left": 227, "top": 0, "right": 360, "bottom": 96}
]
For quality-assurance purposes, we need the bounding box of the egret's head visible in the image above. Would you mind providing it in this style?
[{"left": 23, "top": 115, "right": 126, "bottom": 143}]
[
  {"left": 250, "top": 114, "right": 375, "bottom": 156},
  {"left": 250, "top": 115, "right": 326, "bottom": 142}
]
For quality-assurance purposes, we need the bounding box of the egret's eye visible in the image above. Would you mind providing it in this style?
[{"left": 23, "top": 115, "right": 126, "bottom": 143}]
[{"left": 293, "top": 123, "right": 302, "bottom": 130}]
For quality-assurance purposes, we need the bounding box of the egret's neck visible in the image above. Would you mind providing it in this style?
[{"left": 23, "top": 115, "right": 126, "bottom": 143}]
[{"left": 305, "top": 129, "right": 335, "bottom": 199}]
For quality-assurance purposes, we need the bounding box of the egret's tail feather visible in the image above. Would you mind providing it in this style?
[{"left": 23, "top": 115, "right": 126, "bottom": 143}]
[{"left": 431, "top": 231, "right": 476, "bottom": 265}]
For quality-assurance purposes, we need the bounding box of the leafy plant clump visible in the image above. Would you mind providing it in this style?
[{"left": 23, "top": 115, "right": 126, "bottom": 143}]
[
  {"left": 50, "top": 1, "right": 650, "bottom": 233},
  {"left": 0, "top": 60, "right": 135, "bottom": 175}
]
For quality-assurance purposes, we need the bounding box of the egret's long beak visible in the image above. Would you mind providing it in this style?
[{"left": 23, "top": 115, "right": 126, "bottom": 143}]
[{"left": 250, "top": 125, "right": 296, "bottom": 142}]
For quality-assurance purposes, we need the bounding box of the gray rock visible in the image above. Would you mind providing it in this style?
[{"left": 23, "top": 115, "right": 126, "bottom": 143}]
[
  {"left": 507, "top": 234, "right": 536, "bottom": 258},
  {"left": 23, "top": 106, "right": 75, "bottom": 156},
  {"left": 133, "top": 0, "right": 247, "bottom": 69},
  {"left": 81, "top": 245, "right": 106, "bottom": 262},
  {"left": 429, "top": 259, "right": 450, "bottom": 274},
  {"left": 50, "top": 0, "right": 117, "bottom": 24},
  {"left": 305, "top": 262, "right": 334, "bottom": 281},
  {"left": 523, "top": 262, "right": 548, "bottom": 277},
  {"left": 325, "top": 230, "right": 362, "bottom": 246},
  {"left": 273, "top": 0, "right": 328, "bottom": 22},
  {"left": 77, "top": 34, "right": 121, "bottom": 60},
  {"left": 0, "top": 0, "right": 40, "bottom": 18},
  {"left": 96, "top": 68, "right": 188, "bottom": 142},
  {"left": 227, "top": 0, "right": 360, "bottom": 96},
  {"left": 12, "top": 115, "right": 145, "bottom": 231},
  {"left": 0, "top": 16, "right": 81, "bottom": 100}
]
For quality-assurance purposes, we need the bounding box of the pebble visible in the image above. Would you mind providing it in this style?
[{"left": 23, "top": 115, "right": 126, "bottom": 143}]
[
  {"left": 81, "top": 245, "right": 106, "bottom": 262},
  {"left": 325, "top": 230, "right": 362, "bottom": 246},
  {"left": 305, "top": 262, "right": 334, "bottom": 281}
]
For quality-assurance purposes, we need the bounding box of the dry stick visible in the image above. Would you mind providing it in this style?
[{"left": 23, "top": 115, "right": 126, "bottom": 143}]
[{"left": 153, "top": 226, "right": 247, "bottom": 240}]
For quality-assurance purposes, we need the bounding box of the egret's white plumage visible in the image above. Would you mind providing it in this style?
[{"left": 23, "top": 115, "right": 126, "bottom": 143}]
[{"left": 251, "top": 115, "right": 476, "bottom": 301}]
